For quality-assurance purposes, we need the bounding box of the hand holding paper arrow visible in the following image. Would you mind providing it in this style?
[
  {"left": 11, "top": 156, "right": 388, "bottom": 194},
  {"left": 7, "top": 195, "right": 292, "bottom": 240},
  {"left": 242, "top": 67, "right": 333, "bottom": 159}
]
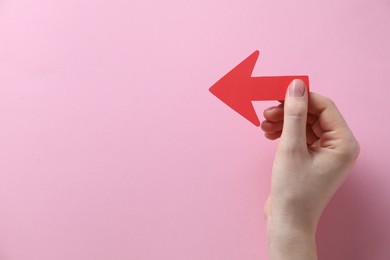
[{"left": 209, "top": 50, "right": 309, "bottom": 126}]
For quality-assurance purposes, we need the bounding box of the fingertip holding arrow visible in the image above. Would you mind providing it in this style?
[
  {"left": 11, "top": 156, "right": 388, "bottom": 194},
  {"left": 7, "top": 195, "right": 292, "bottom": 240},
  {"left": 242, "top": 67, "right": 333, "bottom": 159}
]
[{"left": 209, "top": 50, "right": 309, "bottom": 126}]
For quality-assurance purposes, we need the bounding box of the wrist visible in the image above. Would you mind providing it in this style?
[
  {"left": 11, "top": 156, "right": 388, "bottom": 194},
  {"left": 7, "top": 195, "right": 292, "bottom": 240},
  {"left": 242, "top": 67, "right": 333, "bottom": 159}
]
[{"left": 266, "top": 217, "right": 318, "bottom": 260}]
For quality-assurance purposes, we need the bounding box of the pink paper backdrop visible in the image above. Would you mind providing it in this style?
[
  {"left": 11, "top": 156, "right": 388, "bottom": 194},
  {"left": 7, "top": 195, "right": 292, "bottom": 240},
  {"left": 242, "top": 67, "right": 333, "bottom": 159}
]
[{"left": 0, "top": 0, "right": 389, "bottom": 259}]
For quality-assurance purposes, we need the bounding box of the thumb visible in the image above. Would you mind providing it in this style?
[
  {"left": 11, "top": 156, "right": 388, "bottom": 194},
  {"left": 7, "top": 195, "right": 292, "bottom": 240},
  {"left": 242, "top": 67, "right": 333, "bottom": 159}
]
[{"left": 279, "top": 79, "right": 308, "bottom": 151}]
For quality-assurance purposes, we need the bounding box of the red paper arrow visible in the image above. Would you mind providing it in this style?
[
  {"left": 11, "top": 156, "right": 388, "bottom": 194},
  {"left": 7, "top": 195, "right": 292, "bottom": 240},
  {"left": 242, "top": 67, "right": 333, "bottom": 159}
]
[{"left": 209, "top": 50, "right": 309, "bottom": 126}]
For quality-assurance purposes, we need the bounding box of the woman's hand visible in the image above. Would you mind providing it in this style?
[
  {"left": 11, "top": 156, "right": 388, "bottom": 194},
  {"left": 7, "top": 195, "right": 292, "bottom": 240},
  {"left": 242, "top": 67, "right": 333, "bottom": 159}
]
[{"left": 261, "top": 79, "right": 360, "bottom": 260}]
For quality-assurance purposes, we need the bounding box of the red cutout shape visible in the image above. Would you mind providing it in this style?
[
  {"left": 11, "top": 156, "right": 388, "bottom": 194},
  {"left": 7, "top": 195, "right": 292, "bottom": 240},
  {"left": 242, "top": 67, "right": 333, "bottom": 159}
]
[{"left": 209, "top": 50, "right": 310, "bottom": 126}]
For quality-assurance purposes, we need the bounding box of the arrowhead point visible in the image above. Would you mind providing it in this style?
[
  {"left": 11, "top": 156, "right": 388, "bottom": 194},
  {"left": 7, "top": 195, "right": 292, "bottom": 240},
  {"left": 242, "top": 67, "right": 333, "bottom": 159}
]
[{"left": 209, "top": 50, "right": 260, "bottom": 126}]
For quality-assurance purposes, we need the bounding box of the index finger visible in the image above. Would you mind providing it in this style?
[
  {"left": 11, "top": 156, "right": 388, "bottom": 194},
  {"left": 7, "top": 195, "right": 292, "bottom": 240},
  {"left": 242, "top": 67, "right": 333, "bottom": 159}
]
[{"left": 308, "top": 92, "right": 349, "bottom": 133}]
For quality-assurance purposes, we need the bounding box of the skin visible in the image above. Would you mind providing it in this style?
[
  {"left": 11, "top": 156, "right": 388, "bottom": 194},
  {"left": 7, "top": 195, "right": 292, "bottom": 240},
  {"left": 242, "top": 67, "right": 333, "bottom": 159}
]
[{"left": 261, "top": 79, "right": 360, "bottom": 260}]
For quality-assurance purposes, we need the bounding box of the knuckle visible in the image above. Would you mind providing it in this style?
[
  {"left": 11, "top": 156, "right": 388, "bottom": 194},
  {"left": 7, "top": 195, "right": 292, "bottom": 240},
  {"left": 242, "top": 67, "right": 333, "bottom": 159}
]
[
  {"left": 285, "top": 102, "right": 307, "bottom": 118},
  {"left": 278, "top": 140, "right": 307, "bottom": 155},
  {"left": 338, "top": 138, "right": 360, "bottom": 161},
  {"left": 350, "top": 139, "right": 361, "bottom": 160},
  {"left": 323, "top": 97, "right": 336, "bottom": 107}
]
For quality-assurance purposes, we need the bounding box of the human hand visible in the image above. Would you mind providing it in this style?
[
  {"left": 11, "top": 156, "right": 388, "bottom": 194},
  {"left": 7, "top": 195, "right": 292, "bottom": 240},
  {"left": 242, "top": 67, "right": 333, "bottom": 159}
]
[{"left": 261, "top": 79, "right": 360, "bottom": 259}]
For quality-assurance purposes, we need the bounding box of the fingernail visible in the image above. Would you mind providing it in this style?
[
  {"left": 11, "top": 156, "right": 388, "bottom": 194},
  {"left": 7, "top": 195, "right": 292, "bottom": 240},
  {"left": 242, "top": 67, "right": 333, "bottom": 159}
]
[{"left": 289, "top": 79, "right": 305, "bottom": 97}]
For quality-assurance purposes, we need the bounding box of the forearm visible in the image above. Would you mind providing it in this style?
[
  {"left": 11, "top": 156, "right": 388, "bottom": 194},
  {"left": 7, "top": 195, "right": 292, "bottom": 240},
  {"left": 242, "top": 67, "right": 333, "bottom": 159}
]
[{"left": 267, "top": 220, "right": 318, "bottom": 260}]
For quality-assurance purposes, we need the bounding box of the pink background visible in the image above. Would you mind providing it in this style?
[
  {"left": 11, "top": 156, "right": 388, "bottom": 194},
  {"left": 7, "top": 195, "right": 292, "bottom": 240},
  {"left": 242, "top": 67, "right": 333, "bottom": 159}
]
[{"left": 0, "top": 0, "right": 389, "bottom": 259}]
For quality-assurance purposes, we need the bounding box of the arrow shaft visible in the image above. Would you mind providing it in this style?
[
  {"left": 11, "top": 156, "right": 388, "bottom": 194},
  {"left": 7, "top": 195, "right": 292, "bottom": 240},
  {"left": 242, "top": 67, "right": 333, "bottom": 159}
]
[{"left": 246, "top": 76, "right": 309, "bottom": 100}]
